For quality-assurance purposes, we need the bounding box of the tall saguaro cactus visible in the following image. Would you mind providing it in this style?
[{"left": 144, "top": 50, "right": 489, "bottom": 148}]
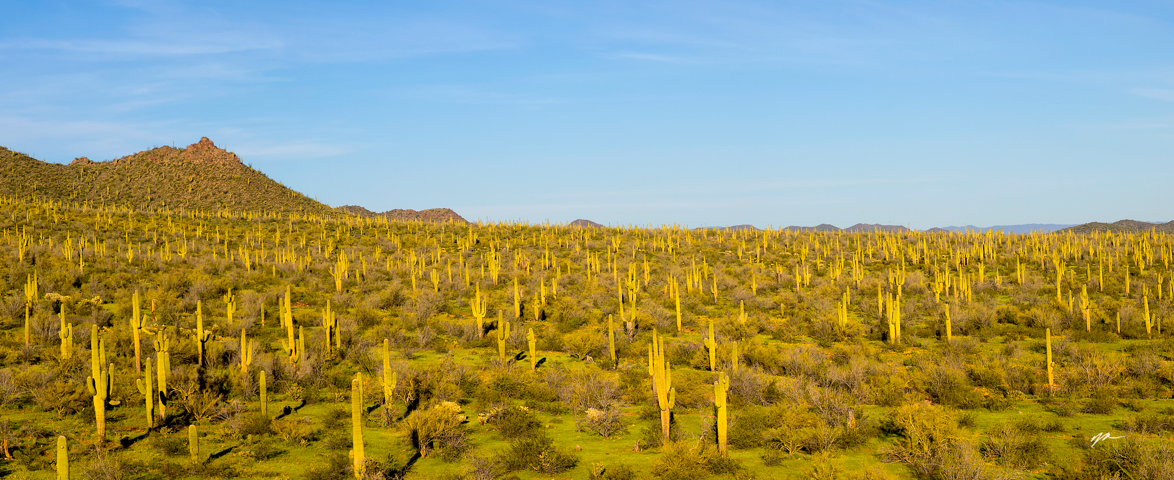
[
  {"left": 715, "top": 372, "right": 729, "bottom": 456},
  {"left": 260, "top": 370, "right": 268, "bottom": 419},
  {"left": 322, "top": 300, "right": 338, "bottom": 356},
  {"left": 1046, "top": 328, "right": 1054, "bottom": 394},
  {"left": 154, "top": 329, "right": 170, "bottom": 419},
  {"left": 131, "top": 290, "right": 145, "bottom": 374},
  {"left": 648, "top": 330, "right": 676, "bottom": 442},
  {"left": 608, "top": 314, "right": 617, "bottom": 368},
  {"left": 381, "top": 339, "right": 396, "bottom": 415},
  {"left": 87, "top": 326, "right": 119, "bottom": 440},
  {"left": 351, "top": 377, "right": 366, "bottom": 479},
  {"left": 195, "top": 301, "right": 212, "bottom": 366},
  {"left": 135, "top": 357, "right": 155, "bottom": 430},
  {"left": 240, "top": 329, "right": 254, "bottom": 375},
  {"left": 470, "top": 284, "right": 487, "bottom": 338},
  {"left": 496, "top": 319, "right": 511, "bottom": 362},
  {"left": 704, "top": 316, "right": 716, "bottom": 371},
  {"left": 58, "top": 304, "right": 74, "bottom": 360},
  {"left": 527, "top": 328, "right": 537, "bottom": 371},
  {"left": 944, "top": 303, "right": 952, "bottom": 343}
]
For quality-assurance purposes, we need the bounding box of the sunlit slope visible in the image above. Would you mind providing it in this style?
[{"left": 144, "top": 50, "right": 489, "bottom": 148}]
[{"left": 0, "top": 138, "right": 330, "bottom": 214}]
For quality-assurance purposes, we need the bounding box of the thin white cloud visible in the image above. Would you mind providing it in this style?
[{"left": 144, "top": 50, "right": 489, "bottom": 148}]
[
  {"left": 1133, "top": 88, "right": 1174, "bottom": 102},
  {"left": 0, "top": 37, "right": 280, "bottom": 56}
]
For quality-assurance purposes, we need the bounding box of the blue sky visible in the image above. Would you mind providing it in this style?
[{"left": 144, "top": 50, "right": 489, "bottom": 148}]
[{"left": 2, "top": 1, "right": 1173, "bottom": 228}]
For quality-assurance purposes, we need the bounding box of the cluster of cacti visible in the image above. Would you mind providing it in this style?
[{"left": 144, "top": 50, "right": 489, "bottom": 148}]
[{"left": 12, "top": 190, "right": 1174, "bottom": 479}]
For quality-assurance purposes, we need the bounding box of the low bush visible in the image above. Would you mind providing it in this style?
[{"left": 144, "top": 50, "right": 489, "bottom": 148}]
[{"left": 497, "top": 433, "right": 578, "bottom": 474}]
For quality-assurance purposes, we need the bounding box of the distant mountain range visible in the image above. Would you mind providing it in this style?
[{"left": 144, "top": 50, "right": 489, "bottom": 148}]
[
  {"left": 5, "top": 139, "right": 1169, "bottom": 231},
  {"left": 337, "top": 205, "right": 466, "bottom": 223},
  {"left": 565, "top": 220, "right": 1174, "bottom": 234}
]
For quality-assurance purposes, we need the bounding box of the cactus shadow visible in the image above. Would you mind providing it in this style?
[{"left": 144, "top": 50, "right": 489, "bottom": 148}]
[
  {"left": 209, "top": 445, "right": 235, "bottom": 461},
  {"left": 273, "top": 400, "right": 305, "bottom": 421},
  {"left": 119, "top": 431, "right": 150, "bottom": 448}
]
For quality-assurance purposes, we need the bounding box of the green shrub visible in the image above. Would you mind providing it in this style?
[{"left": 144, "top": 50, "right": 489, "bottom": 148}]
[
  {"left": 485, "top": 405, "right": 541, "bottom": 439},
  {"left": 498, "top": 433, "right": 578, "bottom": 474},
  {"left": 651, "top": 441, "right": 740, "bottom": 480}
]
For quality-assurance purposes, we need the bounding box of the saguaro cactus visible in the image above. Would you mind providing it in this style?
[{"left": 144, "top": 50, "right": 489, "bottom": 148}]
[
  {"left": 945, "top": 303, "right": 952, "bottom": 343},
  {"left": 608, "top": 314, "right": 617, "bottom": 368},
  {"left": 259, "top": 370, "right": 268, "bottom": 418},
  {"left": 715, "top": 372, "right": 729, "bottom": 456},
  {"left": 1046, "top": 328, "right": 1054, "bottom": 393},
  {"left": 322, "top": 300, "right": 338, "bottom": 356},
  {"left": 240, "top": 329, "right": 254, "bottom": 375},
  {"left": 58, "top": 305, "right": 73, "bottom": 360},
  {"left": 513, "top": 278, "right": 521, "bottom": 318},
  {"left": 131, "top": 290, "right": 145, "bottom": 374},
  {"left": 56, "top": 435, "right": 68, "bottom": 480},
  {"left": 470, "top": 284, "right": 487, "bottom": 338},
  {"left": 154, "top": 329, "right": 170, "bottom": 419},
  {"left": 381, "top": 339, "right": 396, "bottom": 413},
  {"left": 135, "top": 357, "right": 155, "bottom": 430},
  {"left": 496, "top": 319, "right": 511, "bottom": 362},
  {"left": 188, "top": 425, "right": 199, "bottom": 463},
  {"left": 195, "top": 302, "right": 212, "bottom": 366},
  {"left": 87, "top": 327, "right": 118, "bottom": 440},
  {"left": 351, "top": 377, "right": 366, "bottom": 478},
  {"left": 527, "top": 328, "right": 537, "bottom": 371},
  {"left": 648, "top": 330, "right": 676, "bottom": 442},
  {"left": 673, "top": 279, "right": 682, "bottom": 332},
  {"left": 88, "top": 362, "right": 116, "bottom": 440},
  {"left": 704, "top": 317, "right": 716, "bottom": 371}
]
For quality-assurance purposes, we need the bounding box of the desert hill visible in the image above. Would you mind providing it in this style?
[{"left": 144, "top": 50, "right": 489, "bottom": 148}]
[
  {"left": 337, "top": 205, "right": 467, "bottom": 223},
  {"left": 0, "top": 138, "right": 329, "bottom": 214},
  {"left": 1061, "top": 219, "right": 1174, "bottom": 234},
  {"left": 0, "top": 139, "right": 469, "bottom": 222}
]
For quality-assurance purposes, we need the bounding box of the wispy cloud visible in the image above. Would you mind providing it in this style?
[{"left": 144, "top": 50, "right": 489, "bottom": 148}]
[
  {"left": 1133, "top": 88, "right": 1174, "bottom": 102},
  {"left": 0, "top": 37, "right": 280, "bottom": 56}
]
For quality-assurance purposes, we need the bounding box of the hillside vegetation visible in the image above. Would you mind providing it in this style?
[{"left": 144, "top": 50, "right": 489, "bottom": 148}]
[
  {"left": 0, "top": 139, "right": 330, "bottom": 215},
  {"left": 1, "top": 195, "right": 1174, "bottom": 480}
]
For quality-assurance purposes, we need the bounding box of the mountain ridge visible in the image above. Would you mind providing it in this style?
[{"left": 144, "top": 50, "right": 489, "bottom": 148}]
[{"left": 0, "top": 139, "right": 466, "bottom": 222}]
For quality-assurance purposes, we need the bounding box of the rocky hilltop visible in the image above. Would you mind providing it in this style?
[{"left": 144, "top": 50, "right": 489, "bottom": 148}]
[{"left": 337, "top": 205, "right": 467, "bottom": 223}]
